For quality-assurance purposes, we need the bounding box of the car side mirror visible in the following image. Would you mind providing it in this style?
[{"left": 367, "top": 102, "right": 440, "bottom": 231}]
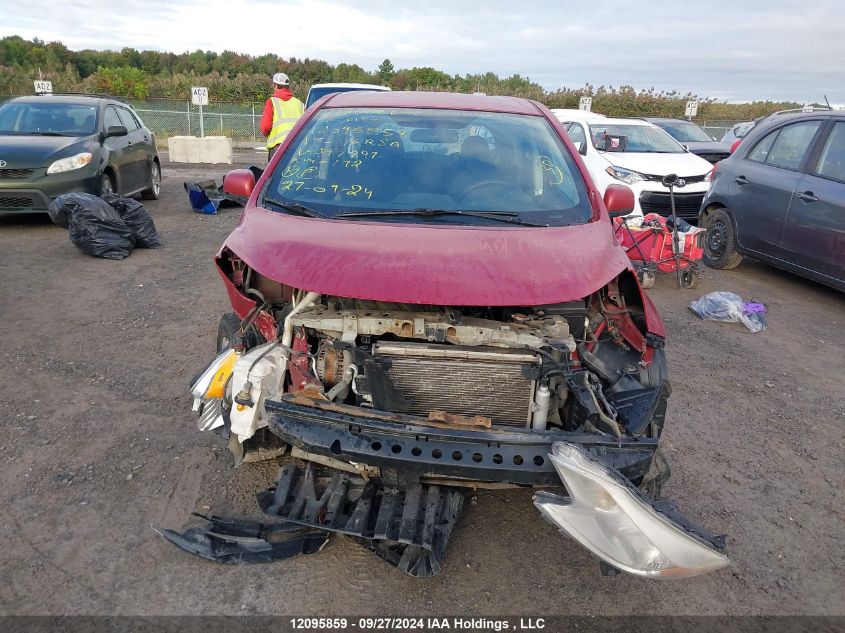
[
  {"left": 104, "top": 125, "right": 128, "bottom": 138},
  {"left": 223, "top": 169, "right": 256, "bottom": 198},
  {"left": 573, "top": 140, "right": 583, "bottom": 152},
  {"left": 604, "top": 184, "right": 635, "bottom": 218}
]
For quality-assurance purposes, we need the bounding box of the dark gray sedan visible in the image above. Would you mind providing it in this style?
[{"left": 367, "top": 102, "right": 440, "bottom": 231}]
[
  {"left": 646, "top": 118, "right": 732, "bottom": 164},
  {"left": 0, "top": 94, "right": 161, "bottom": 219},
  {"left": 699, "top": 110, "right": 845, "bottom": 291}
]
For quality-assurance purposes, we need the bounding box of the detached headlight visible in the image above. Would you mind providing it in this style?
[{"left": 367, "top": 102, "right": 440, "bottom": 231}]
[
  {"left": 533, "top": 443, "right": 730, "bottom": 579},
  {"left": 605, "top": 165, "right": 646, "bottom": 184},
  {"left": 47, "top": 152, "right": 93, "bottom": 175}
]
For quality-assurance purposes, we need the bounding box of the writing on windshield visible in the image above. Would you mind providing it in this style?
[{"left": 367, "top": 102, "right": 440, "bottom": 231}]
[{"left": 264, "top": 108, "right": 594, "bottom": 227}]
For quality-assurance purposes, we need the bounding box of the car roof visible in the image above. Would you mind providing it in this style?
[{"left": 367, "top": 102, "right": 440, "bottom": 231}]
[
  {"left": 310, "top": 83, "right": 391, "bottom": 90},
  {"left": 550, "top": 108, "right": 607, "bottom": 122},
  {"left": 763, "top": 109, "right": 844, "bottom": 123},
  {"left": 740, "top": 109, "right": 845, "bottom": 144},
  {"left": 7, "top": 94, "right": 114, "bottom": 106},
  {"left": 645, "top": 117, "right": 693, "bottom": 124},
  {"left": 323, "top": 90, "right": 544, "bottom": 115}
]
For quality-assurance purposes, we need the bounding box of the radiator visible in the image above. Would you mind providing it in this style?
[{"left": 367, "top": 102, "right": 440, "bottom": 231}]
[{"left": 374, "top": 341, "right": 539, "bottom": 427}]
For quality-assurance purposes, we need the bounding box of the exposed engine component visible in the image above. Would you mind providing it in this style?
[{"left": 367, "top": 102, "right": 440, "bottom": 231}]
[
  {"left": 289, "top": 307, "right": 576, "bottom": 351},
  {"left": 374, "top": 341, "right": 540, "bottom": 427},
  {"left": 315, "top": 339, "right": 349, "bottom": 386}
]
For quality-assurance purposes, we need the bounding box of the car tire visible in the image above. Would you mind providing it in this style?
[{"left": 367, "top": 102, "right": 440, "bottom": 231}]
[
  {"left": 702, "top": 207, "right": 743, "bottom": 269},
  {"left": 216, "top": 313, "right": 242, "bottom": 353},
  {"left": 141, "top": 161, "right": 161, "bottom": 200},
  {"left": 99, "top": 173, "right": 115, "bottom": 196}
]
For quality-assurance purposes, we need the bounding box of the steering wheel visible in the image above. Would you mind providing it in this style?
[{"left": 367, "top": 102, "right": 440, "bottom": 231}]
[{"left": 459, "top": 180, "right": 525, "bottom": 202}]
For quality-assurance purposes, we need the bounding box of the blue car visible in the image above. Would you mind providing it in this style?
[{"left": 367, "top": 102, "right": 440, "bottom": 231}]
[{"left": 700, "top": 110, "right": 845, "bottom": 291}]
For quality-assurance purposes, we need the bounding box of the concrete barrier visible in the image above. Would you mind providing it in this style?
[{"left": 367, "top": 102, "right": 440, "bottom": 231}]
[{"left": 167, "top": 136, "right": 233, "bottom": 164}]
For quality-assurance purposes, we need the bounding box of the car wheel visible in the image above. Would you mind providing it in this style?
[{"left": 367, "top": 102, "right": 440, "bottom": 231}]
[
  {"left": 702, "top": 207, "right": 743, "bottom": 269},
  {"left": 99, "top": 173, "right": 114, "bottom": 196},
  {"left": 216, "top": 313, "right": 242, "bottom": 353},
  {"left": 141, "top": 161, "right": 161, "bottom": 200}
]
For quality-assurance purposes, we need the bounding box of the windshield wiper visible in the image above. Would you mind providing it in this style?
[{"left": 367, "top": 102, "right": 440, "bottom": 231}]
[
  {"left": 263, "top": 197, "right": 327, "bottom": 218},
  {"left": 337, "top": 208, "right": 548, "bottom": 227},
  {"left": 29, "top": 131, "right": 71, "bottom": 136}
]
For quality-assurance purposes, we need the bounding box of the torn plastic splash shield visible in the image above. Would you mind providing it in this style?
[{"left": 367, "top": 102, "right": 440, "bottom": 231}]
[
  {"left": 153, "top": 513, "right": 329, "bottom": 564},
  {"left": 258, "top": 462, "right": 466, "bottom": 577},
  {"left": 534, "top": 443, "right": 729, "bottom": 578}
]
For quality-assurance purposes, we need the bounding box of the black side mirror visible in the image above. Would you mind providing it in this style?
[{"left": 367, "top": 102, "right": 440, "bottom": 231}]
[{"left": 104, "top": 125, "right": 128, "bottom": 138}]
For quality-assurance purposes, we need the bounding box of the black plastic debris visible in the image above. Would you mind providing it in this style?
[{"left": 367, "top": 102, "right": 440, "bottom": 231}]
[
  {"left": 153, "top": 513, "right": 329, "bottom": 564},
  {"left": 257, "top": 463, "right": 467, "bottom": 577},
  {"left": 50, "top": 193, "right": 135, "bottom": 260},
  {"left": 101, "top": 194, "right": 162, "bottom": 248}
]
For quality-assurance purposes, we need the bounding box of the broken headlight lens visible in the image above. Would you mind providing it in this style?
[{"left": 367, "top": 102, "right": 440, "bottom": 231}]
[
  {"left": 190, "top": 348, "right": 238, "bottom": 431},
  {"left": 47, "top": 152, "right": 93, "bottom": 174},
  {"left": 533, "top": 442, "right": 729, "bottom": 578}
]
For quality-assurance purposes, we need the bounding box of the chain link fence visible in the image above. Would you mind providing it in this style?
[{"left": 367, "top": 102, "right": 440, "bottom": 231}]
[
  {"left": 1, "top": 93, "right": 743, "bottom": 145},
  {"left": 125, "top": 98, "right": 265, "bottom": 145}
]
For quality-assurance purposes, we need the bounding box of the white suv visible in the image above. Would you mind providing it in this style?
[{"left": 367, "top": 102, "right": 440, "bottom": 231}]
[{"left": 552, "top": 109, "right": 713, "bottom": 222}]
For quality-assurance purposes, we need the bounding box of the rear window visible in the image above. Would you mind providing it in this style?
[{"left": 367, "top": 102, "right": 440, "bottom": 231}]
[
  {"left": 0, "top": 101, "right": 98, "bottom": 135},
  {"left": 263, "top": 107, "right": 593, "bottom": 227},
  {"left": 306, "top": 86, "right": 386, "bottom": 109}
]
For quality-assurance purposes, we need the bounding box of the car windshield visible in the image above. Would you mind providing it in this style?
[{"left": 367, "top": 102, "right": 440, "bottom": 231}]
[
  {"left": 0, "top": 102, "right": 99, "bottom": 136},
  {"left": 306, "top": 86, "right": 385, "bottom": 109},
  {"left": 654, "top": 120, "right": 714, "bottom": 143},
  {"left": 263, "top": 107, "right": 594, "bottom": 227},
  {"left": 587, "top": 123, "right": 685, "bottom": 153}
]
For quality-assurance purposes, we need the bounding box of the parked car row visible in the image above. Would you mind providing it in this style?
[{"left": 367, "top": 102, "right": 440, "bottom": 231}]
[
  {"left": 551, "top": 109, "right": 714, "bottom": 222},
  {"left": 553, "top": 106, "right": 844, "bottom": 291}
]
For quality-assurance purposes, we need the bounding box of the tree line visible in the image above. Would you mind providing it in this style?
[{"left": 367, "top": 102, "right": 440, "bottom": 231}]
[{"left": 0, "top": 35, "right": 805, "bottom": 120}]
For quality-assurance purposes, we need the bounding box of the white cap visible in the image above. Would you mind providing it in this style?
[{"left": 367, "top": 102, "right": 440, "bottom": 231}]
[{"left": 272, "top": 72, "right": 290, "bottom": 86}]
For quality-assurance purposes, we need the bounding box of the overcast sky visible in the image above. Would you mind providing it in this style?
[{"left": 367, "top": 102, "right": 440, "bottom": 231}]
[{"left": 3, "top": 0, "right": 844, "bottom": 103}]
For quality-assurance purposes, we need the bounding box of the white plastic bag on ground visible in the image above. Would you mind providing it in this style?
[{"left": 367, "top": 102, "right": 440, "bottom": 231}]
[{"left": 689, "top": 291, "right": 767, "bottom": 333}]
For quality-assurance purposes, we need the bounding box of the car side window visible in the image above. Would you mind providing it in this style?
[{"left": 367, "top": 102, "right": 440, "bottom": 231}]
[
  {"left": 116, "top": 107, "right": 140, "bottom": 132},
  {"left": 103, "top": 106, "right": 122, "bottom": 130},
  {"left": 814, "top": 121, "right": 845, "bottom": 182},
  {"left": 565, "top": 123, "right": 587, "bottom": 148},
  {"left": 764, "top": 121, "right": 822, "bottom": 170}
]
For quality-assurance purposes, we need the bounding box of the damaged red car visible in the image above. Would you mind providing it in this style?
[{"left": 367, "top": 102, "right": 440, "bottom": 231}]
[{"left": 181, "top": 91, "right": 728, "bottom": 578}]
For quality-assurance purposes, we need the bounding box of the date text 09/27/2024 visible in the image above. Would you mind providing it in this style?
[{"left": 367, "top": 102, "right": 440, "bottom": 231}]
[{"left": 289, "top": 617, "right": 546, "bottom": 631}]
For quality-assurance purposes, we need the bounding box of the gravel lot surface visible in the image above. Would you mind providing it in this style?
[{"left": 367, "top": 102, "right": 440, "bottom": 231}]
[{"left": 2, "top": 154, "right": 843, "bottom": 616}]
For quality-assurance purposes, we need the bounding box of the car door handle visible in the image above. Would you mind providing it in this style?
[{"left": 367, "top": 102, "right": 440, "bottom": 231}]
[
  {"left": 796, "top": 191, "right": 817, "bottom": 203},
  {"left": 734, "top": 175, "right": 748, "bottom": 185}
]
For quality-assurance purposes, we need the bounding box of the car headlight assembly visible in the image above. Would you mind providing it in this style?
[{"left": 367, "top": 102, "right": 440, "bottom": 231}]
[
  {"left": 605, "top": 165, "right": 646, "bottom": 185},
  {"left": 47, "top": 152, "right": 93, "bottom": 175},
  {"left": 533, "top": 442, "right": 730, "bottom": 579}
]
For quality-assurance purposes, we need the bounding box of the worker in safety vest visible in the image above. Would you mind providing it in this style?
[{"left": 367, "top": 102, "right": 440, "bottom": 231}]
[{"left": 259, "top": 72, "right": 305, "bottom": 161}]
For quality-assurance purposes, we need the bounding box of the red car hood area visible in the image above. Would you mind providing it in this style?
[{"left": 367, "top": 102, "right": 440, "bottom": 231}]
[{"left": 221, "top": 205, "right": 632, "bottom": 307}]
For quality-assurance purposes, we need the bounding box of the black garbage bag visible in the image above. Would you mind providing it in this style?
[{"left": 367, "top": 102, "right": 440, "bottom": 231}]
[
  {"left": 101, "top": 193, "right": 162, "bottom": 248},
  {"left": 57, "top": 193, "right": 135, "bottom": 260},
  {"left": 47, "top": 193, "right": 81, "bottom": 229}
]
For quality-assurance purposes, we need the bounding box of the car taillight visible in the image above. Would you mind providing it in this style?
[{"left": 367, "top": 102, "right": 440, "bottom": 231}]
[
  {"left": 730, "top": 139, "right": 741, "bottom": 154},
  {"left": 706, "top": 164, "right": 718, "bottom": 182}
]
